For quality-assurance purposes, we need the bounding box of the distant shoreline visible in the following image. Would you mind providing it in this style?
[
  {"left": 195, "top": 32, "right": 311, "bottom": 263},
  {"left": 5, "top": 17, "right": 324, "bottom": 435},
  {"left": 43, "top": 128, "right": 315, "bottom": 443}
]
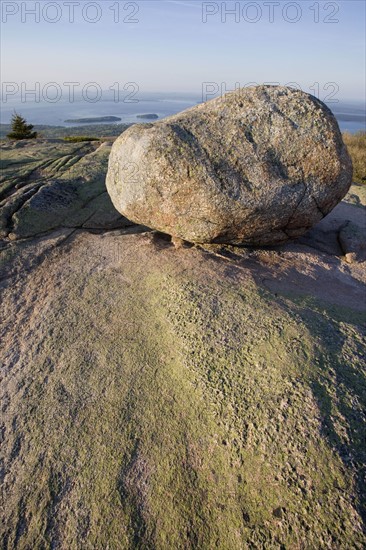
[
  {"left": 1, "top": 119, "right": 365, "bottom": 140},
  {"left": 64, "top": 116, "right": 122, "bottom": 123},
  {"left": 0, "top": 122, "right": 132, "bottom": 139}
]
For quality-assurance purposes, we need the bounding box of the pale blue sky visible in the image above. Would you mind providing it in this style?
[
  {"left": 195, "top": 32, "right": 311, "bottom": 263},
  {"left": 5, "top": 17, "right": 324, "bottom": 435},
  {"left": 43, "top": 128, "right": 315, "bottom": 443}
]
[{"left": 1, "top": 0, "right": 365, "bottom": 100}]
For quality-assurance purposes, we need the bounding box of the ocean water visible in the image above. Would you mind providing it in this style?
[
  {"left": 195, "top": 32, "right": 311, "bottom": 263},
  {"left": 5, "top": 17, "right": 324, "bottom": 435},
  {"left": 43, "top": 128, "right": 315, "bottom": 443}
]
[
  {"left": 0, "top": 92, "right": 200, "bottom": 127},
  {"left": 330, "top": 102, "right": 366, "bottom": 133},
  {"left": 0, "top": 93, "right": 364, "bottom": 133}
]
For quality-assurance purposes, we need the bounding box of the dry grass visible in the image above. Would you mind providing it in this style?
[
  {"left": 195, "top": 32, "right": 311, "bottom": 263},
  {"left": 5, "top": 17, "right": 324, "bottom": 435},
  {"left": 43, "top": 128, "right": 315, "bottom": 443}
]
[{"left": 343, "top": 131, "right": 366, "bottom": 185}]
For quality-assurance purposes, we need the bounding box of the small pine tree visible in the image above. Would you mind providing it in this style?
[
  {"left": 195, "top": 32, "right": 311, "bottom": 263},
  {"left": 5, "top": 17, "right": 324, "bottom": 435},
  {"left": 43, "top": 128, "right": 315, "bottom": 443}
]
[{"left": 7, "top": 112, "right": 37, "bottom": 140}]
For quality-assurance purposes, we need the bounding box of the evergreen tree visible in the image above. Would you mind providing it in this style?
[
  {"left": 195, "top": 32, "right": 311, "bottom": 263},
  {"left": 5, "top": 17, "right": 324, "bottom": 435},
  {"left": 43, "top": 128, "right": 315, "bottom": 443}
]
[{"left": 7, "top": 112, "right": 37, "bottom": 140}]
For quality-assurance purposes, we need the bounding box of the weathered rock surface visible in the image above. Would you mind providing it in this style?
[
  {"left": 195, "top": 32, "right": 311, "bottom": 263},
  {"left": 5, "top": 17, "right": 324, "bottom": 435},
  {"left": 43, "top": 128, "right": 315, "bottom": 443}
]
[
  {"left": 1, "top": 139, "right": 365, "bottom": 548},
  {"left": 1, "top": 183, "right": 366, "bottom": 547},
  {"left": 106, "top": 85, "right": 353, "bottom": 245},
  {"left": 339, "top": 220, "right": 366, "bottom": 263},
  {"left": 0, "top": 139, "right": 131, "bottom": 240}
]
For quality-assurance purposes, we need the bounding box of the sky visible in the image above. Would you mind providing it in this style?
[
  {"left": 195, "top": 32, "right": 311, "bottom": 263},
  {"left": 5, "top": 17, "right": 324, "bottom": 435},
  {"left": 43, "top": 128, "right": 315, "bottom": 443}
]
[{"left": 1, "top": 0, "right": 365, "bottom": 101}]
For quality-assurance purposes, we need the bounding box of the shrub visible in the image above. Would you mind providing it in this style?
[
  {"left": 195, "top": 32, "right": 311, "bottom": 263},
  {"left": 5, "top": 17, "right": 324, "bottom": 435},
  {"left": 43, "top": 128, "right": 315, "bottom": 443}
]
[{"left": 7, "top": 113, "right": 37, "bottom": 140}]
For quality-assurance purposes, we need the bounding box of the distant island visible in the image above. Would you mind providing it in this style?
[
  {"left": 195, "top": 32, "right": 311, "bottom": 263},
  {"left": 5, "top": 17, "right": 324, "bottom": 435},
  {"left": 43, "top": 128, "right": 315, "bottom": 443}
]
[
  {"left": 136, "top": 114, "right": 159, "bottom": 120},
  {"left": 64, "top": 116, "right": 122, "bottom": 123}
]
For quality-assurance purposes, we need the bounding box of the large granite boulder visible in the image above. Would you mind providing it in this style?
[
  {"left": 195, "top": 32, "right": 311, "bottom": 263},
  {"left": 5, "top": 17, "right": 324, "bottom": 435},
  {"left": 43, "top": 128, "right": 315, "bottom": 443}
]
[{"left": 106, "top": 85, "right": 352, "bottom": 245}]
